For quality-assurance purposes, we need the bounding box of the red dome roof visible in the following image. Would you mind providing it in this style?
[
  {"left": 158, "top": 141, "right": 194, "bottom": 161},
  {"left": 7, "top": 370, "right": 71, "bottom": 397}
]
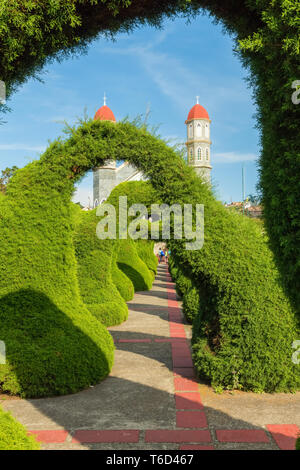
[
  {"left": 94, "top": 105, "right": 116, "bottom": 122},
  {"left": 186, "top": 104, "right": 209, "bottom": 121}
]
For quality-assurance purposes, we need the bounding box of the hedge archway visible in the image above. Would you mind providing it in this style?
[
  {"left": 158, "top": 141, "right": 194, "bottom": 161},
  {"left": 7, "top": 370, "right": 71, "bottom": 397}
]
[
  {"left": 1, "top": 0, "right": 299, "bottom": 313},
  {"left": 0, "top": 119, "right": 298, "bottom": 397}
]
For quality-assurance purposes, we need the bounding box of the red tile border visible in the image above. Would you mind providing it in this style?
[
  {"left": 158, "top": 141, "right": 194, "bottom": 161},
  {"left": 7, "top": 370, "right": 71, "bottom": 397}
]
[
  {"left": 179, "top": 445, "right": 214, "bottom": 450},
  {"left": 176, "top": 411, "right": 208, "bottom": 429},
  {"left": 172, "top": 353, "right": 191, "bottom": 360},
  {"left": 174, "top": 377, "right": 199, "bottom": 391},
  {"left": 118, "top": 339, "right": 151, "bottom": 343},
  {"left": 171, "top": 348, "right": 191, "bottom": 356},
  {"left": 72, "top": 430, "right": 140, "bottom": 443},
  {"left": 154, "top": 338, "right": 187, "bottom": 344},
  {"left": 216, "top": 429, "right": 269, "bottom": 443},
  {"left": 170, "top": 332, "right": 186, "bottom": 338},
  {"left": 175, "top": 392, "right": 204, "bottom": 410},
  {"left": 171, "top": 342, "right": 190, "bottom": 348},
  {"left": 173, "top": 357, "right": 193, "bottom": 367},
  {"left": 267, "top": 424, "right": 299, "bottom": 450},
  {"left": 173, "top": 368, "right": 195, "bottom": 378},
  {"left": 28, "top": 430, "right": 68, "bottom": 443},
  {"left": 145, "top": 429, "right": 211, "bottom": 443}
]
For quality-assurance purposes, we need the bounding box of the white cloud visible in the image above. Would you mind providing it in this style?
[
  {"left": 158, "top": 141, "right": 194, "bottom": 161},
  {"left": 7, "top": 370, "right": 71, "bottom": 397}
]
[
  {"left": 213, "top": 152, "right": 258, "bottom": 163},
  {"left": 100, "top": 30, "right": 249, "bottom": 114},
  {"left": 0, "top": 143, "right": 46, "bottom": 152},
  {"left": 72, "top": 186, "right": 93, "bottom": 207},
  {"left": 101, "top": 35, "right": 205, "bottom": 111}
]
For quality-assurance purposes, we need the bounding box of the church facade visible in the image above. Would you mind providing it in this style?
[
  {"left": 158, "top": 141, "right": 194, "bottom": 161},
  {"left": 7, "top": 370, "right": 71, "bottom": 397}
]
[{"left": 93, "top": 98, "right": 211, "bottom": 207}]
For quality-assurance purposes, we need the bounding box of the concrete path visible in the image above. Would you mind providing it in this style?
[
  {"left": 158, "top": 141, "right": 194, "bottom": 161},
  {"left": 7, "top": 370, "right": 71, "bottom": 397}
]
[{"left": 1, "top": 264, "right": 299, "bottom": 450}]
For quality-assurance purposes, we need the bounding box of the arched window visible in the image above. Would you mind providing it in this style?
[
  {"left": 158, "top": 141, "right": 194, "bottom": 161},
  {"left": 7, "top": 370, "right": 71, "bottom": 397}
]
[
  {"left": 189, "top": 124, "right": 193, "bottom": 138},
  {"left": 205, "top": 124, "right": 209, "bottom": 138},
  {"left": 196, "top": 123, "right": 202, "bottom": 137},
  {"left": 197, "top": 148, "right": 202, "bottom": 160},
  {"left": 206, "top": 149, "right": 209, "bottom": 161},
  {"left": 190, "top": 148, "right": 193, "bottom": 158}
]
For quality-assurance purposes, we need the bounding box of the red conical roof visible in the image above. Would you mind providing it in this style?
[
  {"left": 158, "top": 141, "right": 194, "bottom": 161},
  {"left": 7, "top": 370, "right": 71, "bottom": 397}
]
[
  {"left": 186, "top": 103, "right": 209, "bottom": 121},
  {"left": 94, "top": 105, "right": 116, "bottom": 122}
]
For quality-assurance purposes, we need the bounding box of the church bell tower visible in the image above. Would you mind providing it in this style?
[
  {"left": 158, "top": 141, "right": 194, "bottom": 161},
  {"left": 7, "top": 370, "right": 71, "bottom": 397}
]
[{"left": 185, "top": 97, "right": 212, "bottom": 183}]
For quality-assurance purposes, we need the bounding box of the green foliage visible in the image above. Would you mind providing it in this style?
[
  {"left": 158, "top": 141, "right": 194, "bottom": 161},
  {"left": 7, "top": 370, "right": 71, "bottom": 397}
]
[
  {"left": 0, "top": 118, "right": 298, "bottom": 396},
  {"left": 87, "top": 301, "right": 127, "bottom": 327},
  {"left": 73, "top": 206, "right": 128, "bottom": 327},
  {"left": 111, "top": 249, "right": 134, "bottom": 301},
  {"left": 1, "top": 0, "right": 299, "bottom": 321},
  {"left": 0, "top": 166, "right": 18, "bottom": 194},
  {"left": 107, "top": 180, "right": 158, "bottom": 210},
  {"left": 183, "top": 287, "right": 200, "bottom": 324},
  {"left": 135, "top": 239, "right": 158, "bottom": 277},
  {"left": 117, "top": 239, "right": 153, "bottom": 292},
  {"left": 0, "top": 406, "right": 40, "bottom": 450},
  {"left": 296, "top": 437, "right": 300, "bottom": 450},
  {"left": 0, "top": 132, "right": 115, "bottom": 398},
  {"left": 0, "top": 1, "right": 195, "bottom": 100},
  {"left": 168, "top": 258, "right": 200, "bottom": 323},
  {"left": 107, "top": 181, "right": 157, "bottom": 291}
]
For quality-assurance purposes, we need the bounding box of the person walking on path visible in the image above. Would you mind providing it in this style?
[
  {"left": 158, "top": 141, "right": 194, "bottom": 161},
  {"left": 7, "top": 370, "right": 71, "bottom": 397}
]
[{"left": 159, "top": 248, "right": 164, "bottom": 264}]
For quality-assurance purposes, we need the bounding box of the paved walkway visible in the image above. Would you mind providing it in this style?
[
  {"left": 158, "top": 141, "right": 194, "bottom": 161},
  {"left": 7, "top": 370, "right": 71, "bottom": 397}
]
[{"left": 1, "top": 264, "right": 299, "bottom": 450}]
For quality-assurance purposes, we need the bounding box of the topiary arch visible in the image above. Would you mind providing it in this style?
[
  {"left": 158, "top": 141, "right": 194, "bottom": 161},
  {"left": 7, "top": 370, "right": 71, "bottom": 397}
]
[
  {"left": 1, "top": 0, "right": 299, "bottom": 315},
  {"left": 0, "top": 119, "right": 298, "bottom": 397}
]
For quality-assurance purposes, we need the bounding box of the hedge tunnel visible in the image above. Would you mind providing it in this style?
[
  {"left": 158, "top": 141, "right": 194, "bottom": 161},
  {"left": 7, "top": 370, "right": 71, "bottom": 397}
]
[
  {"left": 1, "top": 1, "right": 299, "bottom": 315},
  {"left": 0, "top": 119, "right": 298, "bottom": 397}
]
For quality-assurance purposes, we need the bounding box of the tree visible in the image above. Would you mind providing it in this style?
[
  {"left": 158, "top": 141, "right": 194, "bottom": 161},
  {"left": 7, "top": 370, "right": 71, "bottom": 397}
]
[
  {"left": 247, "top": 194, "right": 261, "bottom": 205},
  {"left": 0, "top": 166, "right": 18, "bottom": 194}
]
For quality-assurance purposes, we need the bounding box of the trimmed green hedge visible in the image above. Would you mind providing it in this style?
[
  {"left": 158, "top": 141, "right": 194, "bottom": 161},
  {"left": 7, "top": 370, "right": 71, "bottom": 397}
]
[
  {"left": 136, "top": 239, "right": 158, "bottom": 278},
  {"left": 168, "top": 258, "right": 200, "bottom": 324},
  {"left": 0, "top": 154, "right": 114, "bottom": 398},
  {"left": 111, "top": 249, "right": 134, "bottom": 301},
  {"left": 107, "top": 181, "right": 157, "bottom": 292},
  {"left": 117, "top": 239, "right": 153, "bottom": 292},
  {"left": 296, "top": 437, "right": 300, "bottom": 450},
  {"left": 73, "top": 206, "right": 128, "bottom": 326},
  {"left": 0, "top": 406, "right": 40, "bottom": 450},
  {"left": 0, "top": 119, "right": 298, "bottom": 396},
  {"left": 1, "top": 0, "right": 299, "bottom": 341}
]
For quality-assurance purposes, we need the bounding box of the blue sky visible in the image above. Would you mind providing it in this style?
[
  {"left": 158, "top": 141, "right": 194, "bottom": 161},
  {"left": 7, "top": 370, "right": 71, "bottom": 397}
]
[{"left": 0, "top": 13, "right": 260, "bottom": 205}]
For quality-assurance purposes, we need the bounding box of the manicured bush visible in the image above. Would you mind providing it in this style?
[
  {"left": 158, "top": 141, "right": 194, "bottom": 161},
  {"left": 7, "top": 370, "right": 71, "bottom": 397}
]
[
  {"left": 86, "top": 302, "right": 127, "bottom": 327},
  {"left": 296, "top": 437, "right": 300, "bottom": 450},
  {"left": 0, "top": 406, "right": 40, "bottom": 450},
  {"left": 107, "top": 180, "right": 158, "bottom": 211},
  {"left": 135, "top": 239, "right": 158, "bottom": 278},
  {"left": 117, "top": 239, "right": 153, "bottom": 292},
  {"left": 73, "top": 206, "right": 128, "bottom": 327},
  {"left": 0, "top": 153, "right": 114, "bottom": 398},
  {"left": 107, "top": 181, "right": 157, "bottom": 291},
  {"left": 174, "top": 269, "right": 192, "bottom": 298},
  {"left": 168, "top": 258, "right": 200, "bottom": 324},
  {"left": 111, "top": 249, "right": 134, "bottom": 301},
  {"left": 182, "top": 287, "right": 200, "bottom": 324},
  {"left": 2, "top": 0, "right": 299, "bottom": 322},
  {"left": 0, "top": 118, "right": 298, "bottom": 396}
]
